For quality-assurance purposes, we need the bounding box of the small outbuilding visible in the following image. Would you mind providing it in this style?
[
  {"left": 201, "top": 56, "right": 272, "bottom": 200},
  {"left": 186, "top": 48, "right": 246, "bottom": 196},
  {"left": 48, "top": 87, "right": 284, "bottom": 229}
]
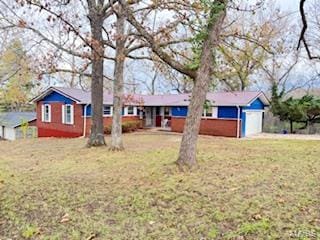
[{"left": 0, "top": 112, "right": 37, "bottom": 141}]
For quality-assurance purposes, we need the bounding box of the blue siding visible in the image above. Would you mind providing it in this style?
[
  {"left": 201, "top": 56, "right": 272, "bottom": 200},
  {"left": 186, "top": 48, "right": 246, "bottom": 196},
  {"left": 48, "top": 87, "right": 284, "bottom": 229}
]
[
  {"left": 84, "top": 104, "right": 91, "bottom": 116},
  {"left": 218, "top": 106, "right": 238, "bottom": 119},
  {"left": 83, "top": 105, "right": 124, "bottom": 116},
  {"left": 172, "top": 106, "right": 249, "bottom": 120},
  {"left": 172, "top": 106, "right": 188, "bottom": 117},
  {"left": 243, "top": 98, "right": 265, "bottom": 110},
  {"left": 241, "top": 109, "right": 246, "bottom": 137},
  {"left": 42, "top": 91, "right": 74, "bottom": 104}
]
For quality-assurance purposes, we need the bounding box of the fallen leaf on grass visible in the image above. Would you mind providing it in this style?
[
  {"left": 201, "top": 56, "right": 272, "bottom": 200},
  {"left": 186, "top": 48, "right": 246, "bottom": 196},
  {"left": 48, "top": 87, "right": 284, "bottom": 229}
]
[
  {"left": 86, "top": 233, "right": 97, "bottom": 240},
  {"left": 253, "top": 214, "right": 262, "bottom": 220},
  {"left": 60, "top": 213, "right": 70, "bottom": 223}
]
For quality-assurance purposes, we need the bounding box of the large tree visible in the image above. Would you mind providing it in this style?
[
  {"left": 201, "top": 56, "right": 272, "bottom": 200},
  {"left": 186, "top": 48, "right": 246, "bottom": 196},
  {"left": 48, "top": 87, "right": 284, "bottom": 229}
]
[
  {"left": 108, "top": 2, "right": 191, "bottom": 150},
  {"left": 176, "top": 1, "right": 228, "bottom": 169},
  {"left": 122, "top": 0, "right": 228, "bottom": 168},
  {"left": 0, "top": 0, "right": 120, "bottom": 146},
  {"left": 111, "top": 6, "right": 126, "bottom": 150},
  {"left": 1, "top": 0, "right": 191, "bottom": 150}
]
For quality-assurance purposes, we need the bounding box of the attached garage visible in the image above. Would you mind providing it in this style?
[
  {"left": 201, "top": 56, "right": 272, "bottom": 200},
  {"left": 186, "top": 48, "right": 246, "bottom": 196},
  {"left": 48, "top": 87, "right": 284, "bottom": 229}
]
[
  {"left": 244, "top": 111, "right": 264, "bottom": 136},
  {"left": 240, "top": 96, "right": 268, "bottom": 137}
]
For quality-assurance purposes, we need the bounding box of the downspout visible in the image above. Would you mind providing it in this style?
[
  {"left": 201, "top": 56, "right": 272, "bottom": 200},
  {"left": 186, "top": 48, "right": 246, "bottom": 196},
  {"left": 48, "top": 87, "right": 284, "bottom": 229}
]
[
  {"left": 236, "top": 105, "right": 241, "bottom": 139},
  {"left": 82, "top": 104, "right": 89, "bottom": 138}
]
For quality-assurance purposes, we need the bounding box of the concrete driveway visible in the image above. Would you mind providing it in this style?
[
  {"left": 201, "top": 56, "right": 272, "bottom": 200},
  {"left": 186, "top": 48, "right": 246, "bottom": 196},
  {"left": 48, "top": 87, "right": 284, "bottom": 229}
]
[{"left": 247, "top": 133, "right": 320, "bottom": 140}]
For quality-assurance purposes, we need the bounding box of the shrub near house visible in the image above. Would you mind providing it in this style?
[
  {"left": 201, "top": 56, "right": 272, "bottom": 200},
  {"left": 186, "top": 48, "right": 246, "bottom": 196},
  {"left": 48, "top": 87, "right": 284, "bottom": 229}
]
[{"left": 104, "top": 121, "right": 142, "bottom": 134}]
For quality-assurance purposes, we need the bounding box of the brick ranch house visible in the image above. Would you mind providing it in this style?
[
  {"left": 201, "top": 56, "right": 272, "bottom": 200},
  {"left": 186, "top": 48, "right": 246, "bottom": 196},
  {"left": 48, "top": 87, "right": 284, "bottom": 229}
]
[{"left": 32, "top": 87, "right": 269, "bottom": 138}]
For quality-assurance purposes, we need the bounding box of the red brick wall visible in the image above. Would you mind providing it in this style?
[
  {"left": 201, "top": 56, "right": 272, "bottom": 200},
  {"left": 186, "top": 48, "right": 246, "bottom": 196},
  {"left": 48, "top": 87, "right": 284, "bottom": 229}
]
[
  {"left": 37, "top": 102, "right": 143, "bottom": 138},
  {"left": 37, "top": 102, "right": 84, "bottom": 138},
  {"left": 171, "top": 117, "right": 241, "bottom": 138}
]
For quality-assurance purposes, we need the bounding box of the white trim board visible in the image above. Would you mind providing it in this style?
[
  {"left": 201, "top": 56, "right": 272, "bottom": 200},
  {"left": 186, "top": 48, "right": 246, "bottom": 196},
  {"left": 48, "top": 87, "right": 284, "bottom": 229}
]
[{"left": 243, "top": 110, "right": 265, "bottom": 113}]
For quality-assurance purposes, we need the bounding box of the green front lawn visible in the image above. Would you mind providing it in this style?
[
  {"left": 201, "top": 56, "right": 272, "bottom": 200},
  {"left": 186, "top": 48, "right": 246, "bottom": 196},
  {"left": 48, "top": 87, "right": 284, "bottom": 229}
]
[{"left": 0, "top": 133, "right": 319, "bottom": 239}]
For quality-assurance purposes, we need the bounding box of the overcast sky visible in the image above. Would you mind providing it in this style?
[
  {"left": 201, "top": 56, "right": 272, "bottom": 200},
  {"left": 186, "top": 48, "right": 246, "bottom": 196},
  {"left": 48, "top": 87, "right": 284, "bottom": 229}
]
[{"left": 276, "top": 0, "right": 300, "bottom": 11}]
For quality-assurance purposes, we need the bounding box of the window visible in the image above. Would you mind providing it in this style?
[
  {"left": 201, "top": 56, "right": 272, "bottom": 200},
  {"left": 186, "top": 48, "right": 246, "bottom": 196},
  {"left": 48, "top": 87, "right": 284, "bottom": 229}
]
[
  {"left": 42, "top": 104, "right": 51, "bottom": 122},
  {"left": 125, "top": 106, "right": 137, "bottom": 116},
  {"left": 62, "top": 104, "right": 74, "bottom": 125},
  {"left": 206, "top": 107, "right": 213, "bottom": 117},
  {"left": 203, "top": 107, "right": 218, "bottom": 118},
  {"left": 103, "top": 105, "right": 112, "bottom": 116},
  {"left": 202, "top": 109, "right": 206, "bottom": 117},
  {"left": 127, "top": 106, "right": 134, "bottom": 115},
  {"left": 164, "top": 107, "right": 171, "bottom": 116}
]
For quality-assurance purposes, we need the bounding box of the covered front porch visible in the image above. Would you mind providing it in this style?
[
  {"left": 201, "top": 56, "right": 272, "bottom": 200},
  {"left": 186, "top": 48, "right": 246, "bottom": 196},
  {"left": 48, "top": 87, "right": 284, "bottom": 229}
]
[{"left": 141, "top": 106, "right": 172, "bottom": 129}]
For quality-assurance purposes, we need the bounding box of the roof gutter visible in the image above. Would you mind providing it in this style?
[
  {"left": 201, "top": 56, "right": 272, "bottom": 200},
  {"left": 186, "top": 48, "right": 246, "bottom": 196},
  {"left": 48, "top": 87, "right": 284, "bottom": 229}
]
[{"left": 82, "top": 104, "right": 89, "bottom": 138}]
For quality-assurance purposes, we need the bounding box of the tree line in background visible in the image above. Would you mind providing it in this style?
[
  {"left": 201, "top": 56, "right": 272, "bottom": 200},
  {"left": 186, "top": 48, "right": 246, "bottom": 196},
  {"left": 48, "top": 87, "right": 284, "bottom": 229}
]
[
  {"left": 0, "top": 39, "right": 36, "bottom": 112},
  {"left": 0, "top": 0, "right": 319, "bottom": 168}
]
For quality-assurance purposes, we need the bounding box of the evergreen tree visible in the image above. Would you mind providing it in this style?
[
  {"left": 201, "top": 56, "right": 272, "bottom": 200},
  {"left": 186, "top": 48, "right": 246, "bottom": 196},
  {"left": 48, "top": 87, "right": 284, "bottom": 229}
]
[{"left": 271, "top": 85, "right": 320, "bottom": 133}]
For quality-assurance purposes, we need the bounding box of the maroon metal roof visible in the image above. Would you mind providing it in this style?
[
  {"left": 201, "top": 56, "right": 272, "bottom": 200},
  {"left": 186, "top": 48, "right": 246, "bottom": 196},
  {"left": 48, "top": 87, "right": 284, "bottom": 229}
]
[{"left": 33, "top": 87, "right": 269, "bottom": 107}]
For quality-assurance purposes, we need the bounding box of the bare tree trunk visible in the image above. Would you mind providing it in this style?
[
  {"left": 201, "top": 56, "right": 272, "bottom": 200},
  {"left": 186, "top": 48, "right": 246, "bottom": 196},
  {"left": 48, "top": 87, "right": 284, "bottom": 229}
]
[
  {"left": 176, "top": 4, "right": 227, "bottom": 169},
  {"left": 240, "top": 77, "right": 246, "bottom": 91},
  {"left": 151, "top": 72, "right": 157, "bottom": 95},
  {"left": 87, "top": 13, "right": 106, "bottom": 147},
  {"left": 110, "top": 10, "right": 126, "bottom": 151}
]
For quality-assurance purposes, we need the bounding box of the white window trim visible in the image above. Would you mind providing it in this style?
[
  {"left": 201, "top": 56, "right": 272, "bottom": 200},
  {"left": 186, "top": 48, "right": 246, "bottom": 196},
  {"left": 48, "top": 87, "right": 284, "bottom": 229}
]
[
  {"left": 202, "top": 107, "right": 218, "bottom": 118},
  {"left": 63, "top": 104, "right": 74, "bottom": 125},
  {"left": 103, "top": 105, "right": 113, "bottom": 116},
  {"left": 125, "top": 106, "right": 137, "bottom": 116},
  {"left": 62, "top": 105, "right": 65, "bottom": 124},
  {"left": 42, "top": 104, "right": 51, "bottom": 123},
  {"left": 212, "top": 107, "right": 218, "bottom": 118},
  {"left": 242, "top": 109, "right": 265, "bottom": 113}
]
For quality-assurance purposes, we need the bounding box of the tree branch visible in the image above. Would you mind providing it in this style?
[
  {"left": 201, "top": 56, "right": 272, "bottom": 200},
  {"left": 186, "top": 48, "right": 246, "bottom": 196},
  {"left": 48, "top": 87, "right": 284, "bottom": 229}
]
[
  {"left": 297, "top": 0, "right": 320, "bottom": 59},
  {"left": 120, "top": 0, "right": 196, "bottom": 79}
]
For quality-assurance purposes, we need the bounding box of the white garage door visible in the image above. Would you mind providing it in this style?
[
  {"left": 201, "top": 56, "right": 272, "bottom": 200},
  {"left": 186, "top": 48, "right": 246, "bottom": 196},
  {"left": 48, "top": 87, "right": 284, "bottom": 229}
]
[
  {"left": 4, "top": 127, "right": 16, "bottom": 140},
  {"left": 245, "top": 111, "right": 263, "bottom": 136}
]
